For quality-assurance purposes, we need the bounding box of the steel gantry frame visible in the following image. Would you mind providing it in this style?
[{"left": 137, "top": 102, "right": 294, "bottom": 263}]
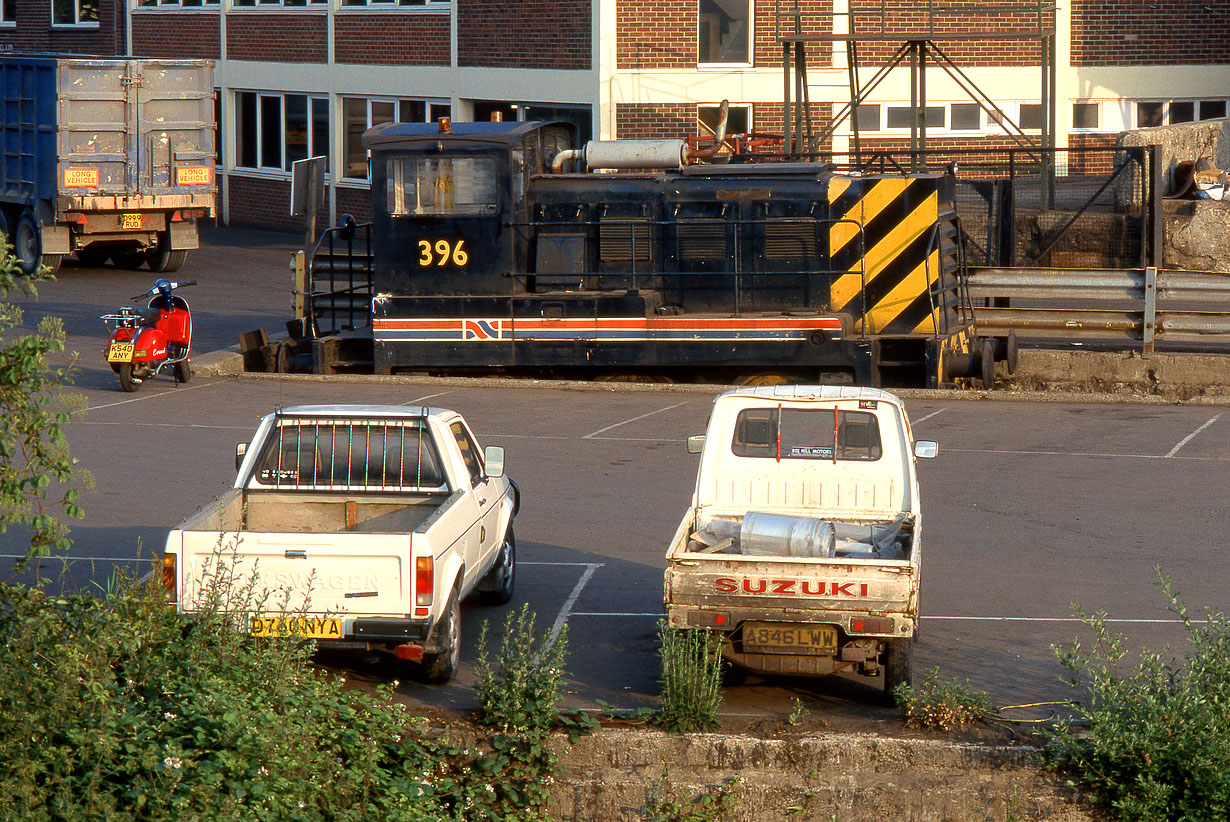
[{"left": 776, "top": 0, "right": 1057, "bottom": 195}]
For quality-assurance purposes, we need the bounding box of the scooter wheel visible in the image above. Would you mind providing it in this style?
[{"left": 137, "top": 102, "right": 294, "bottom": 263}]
[
  {"left": 173, "top": 360, "right": 192, "bottom": 384},
  {"left": 118, "top": 363, "right": 141, "bottom": 393}
]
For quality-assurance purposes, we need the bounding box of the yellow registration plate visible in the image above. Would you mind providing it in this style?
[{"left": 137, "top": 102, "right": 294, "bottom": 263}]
[
  {"left": 121, "top": 213, "right": 143, "bottom": 229},
  {"left": 249, "top": 615, "right": 343, "bottom": 640},
  {"left": 107, "top": 343, "right": 134, "bottom": 363},
  {"left": 743, "top": 622, "right": 838, "bottom": 654}
]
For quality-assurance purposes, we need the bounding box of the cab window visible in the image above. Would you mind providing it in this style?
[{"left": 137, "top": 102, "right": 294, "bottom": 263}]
[
  {"left": 731, "top": 407, "right": 882, "bottom": 461},
  {"left": 449, "top": 421, "right": 485, "bottom": 486}
]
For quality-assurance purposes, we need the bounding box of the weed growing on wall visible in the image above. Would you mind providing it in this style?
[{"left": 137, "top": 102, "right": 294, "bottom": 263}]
[
  {"left": 475, "top": 603, "right": 570, "bottom": 732},
  {"left": 656, "top": 622, "right": 725, "bottom": 732},
  {"left": 1045, "top": 572, "right": 1230, "bottom": 822},
  {"left": 893, "top": 668, "right": 991, "bottom": 730},
  {"left": 641, "top": 772, "right": 741, "bottom": 822}
]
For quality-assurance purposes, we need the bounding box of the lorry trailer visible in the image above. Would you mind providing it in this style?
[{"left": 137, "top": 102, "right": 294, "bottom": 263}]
[{"left": 0, "top": 54, "right": 215, "bottom": 275}]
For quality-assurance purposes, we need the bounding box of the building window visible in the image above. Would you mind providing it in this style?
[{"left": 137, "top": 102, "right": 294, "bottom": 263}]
[
  {"left": 853, "top": 104, "right": 880, "bottom": 132},
  {"left": 949, "top": 103, "right": 980, "bottom": 131},
  {"left": 236, "top": 91, "right": 329, "bottom": 173},
  {"left": 1071, "top": 102, "right": 1099, "bottom": 130},
  {"left": 0, "top": 0, "right": 15, "bottom": 22},
  {"left": 1135, "top": 99, "right": 1229, "bottom": 128},
  {"left": 137, "top": 0, "right": 220, "bottom": 7},
  {"left": 698, "top": 0, "right": 750, "bottom": 65},
  {"left": 53, "top": 0, "right": 98, "bottom": 24},
  {"left": 341, "top": 0, "right": 447, "bottom": 6},
  {"left": 1018, "top": 103, "right": 1043, "bottom": 130},
  {"left": 233, "top": 0, "right": 326, "bottom": 6},
  {"left": 886, "top": 105, "right": 945, "bottom": 130},
  {"left": 699, "top": 104, "right": 749, "bottom": 136},
  {"left": 342, "top": 96, "right": 449, "bottom": 181},
  {"left": 1136, "top": 101, "right": 1164, "bottom": 128}
]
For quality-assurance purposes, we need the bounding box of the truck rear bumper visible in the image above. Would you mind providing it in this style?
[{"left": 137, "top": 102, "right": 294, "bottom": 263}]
[{"left": 351, "top": 617, "right": 428, "bottom": 643}]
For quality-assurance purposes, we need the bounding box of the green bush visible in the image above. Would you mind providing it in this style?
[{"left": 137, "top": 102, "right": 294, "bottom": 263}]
[
  {"left": 1045, "top": 573, "right": 1230, "bottom": 822},
  {"left": 656, "top": 623, "right": 725, "bottom": 733},
  {"left": 474, "top": 603, "right": 569, "bottom": 733},
  {"left": 0, "top": 563, "right": 568, "bottom": 821},
  {"left": 893, "top": 668, "right": 991, "bottom": 730}
]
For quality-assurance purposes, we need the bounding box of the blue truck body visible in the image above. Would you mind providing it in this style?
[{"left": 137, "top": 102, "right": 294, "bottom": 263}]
[{"left": 0, "top": 55, "right": 215, "bottom": 274}]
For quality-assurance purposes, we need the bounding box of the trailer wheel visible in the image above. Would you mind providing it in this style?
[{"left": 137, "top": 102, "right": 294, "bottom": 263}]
[
  {"left": 148, "top": 246, "right": 187, "bottom": 274},
  {"left": 420, "top": 589, "right": 461, "bottom": 684},
  {"left": 882, "top": 638, "right": 913, "bottom": 698},
  {"left": 14, "top": 211, "right": 44, "bottom": 277}
]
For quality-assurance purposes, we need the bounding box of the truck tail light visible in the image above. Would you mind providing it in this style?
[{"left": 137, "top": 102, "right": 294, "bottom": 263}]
[
  {"left": 849, "top": 617, "right": 893, "bottom": 634},
  {"left": 415, "top": 556, "right": 433, "bottom": 610},
  {"left": 161, "top": 554, "right": 176, "bottom": 602}
]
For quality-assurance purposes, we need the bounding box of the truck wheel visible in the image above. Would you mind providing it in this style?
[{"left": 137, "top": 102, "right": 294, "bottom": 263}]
[
  {"left": 479, "top": 527, "right": 516, "bottom": 605},
  {"left": 148, "top": 246, "right": 187, "bottom": 274},
  {"left": 118, "top": 363, "right": 141, "bottom": 393},
  {"left": 14, "top": 211, "right": 44, "bottom": 277},
  {"left": 883, "top": 638, "right": 913, "bottom": 698},
  {"left": 173, "top": 360, "right": 192, "bottom": 384},
  {"left": 420, "top": 590, "right": 460, "bottom": 684}
]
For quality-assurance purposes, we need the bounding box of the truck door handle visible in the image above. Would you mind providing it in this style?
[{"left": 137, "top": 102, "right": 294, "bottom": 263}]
[{"left": 285, "top": 550, "right": 307, "bottom": 559}]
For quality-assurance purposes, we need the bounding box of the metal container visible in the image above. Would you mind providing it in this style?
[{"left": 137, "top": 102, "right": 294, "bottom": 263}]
[{"left": 740, "top": 512, "right": 835, "bottom": 558}]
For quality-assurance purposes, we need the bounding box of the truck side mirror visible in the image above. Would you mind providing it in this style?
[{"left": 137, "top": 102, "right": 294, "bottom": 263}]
[
  {"left": 484, "top": 445, "right": 505, "bottom": 478},
  {"left": 235, "top": 442, "right": 248, "bottom": 472},
  {"left": 914, "top": 440, "right": 938, "bottom": 459},
  {"left": 686, "top": 435, "right": 705, "bottom": 454}
]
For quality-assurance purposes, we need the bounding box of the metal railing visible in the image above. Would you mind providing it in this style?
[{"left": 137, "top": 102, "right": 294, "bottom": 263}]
[
  {"left": 308, "top": 216, "right": 374, "bottom": 335},
  {"left": 968, "top": 266, "right": 1230, "bottom": 354}
]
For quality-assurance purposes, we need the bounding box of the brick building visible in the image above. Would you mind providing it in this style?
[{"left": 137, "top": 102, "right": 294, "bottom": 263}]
[{"left": 5, "top": 0, "right": 1225, "bottom": 231}]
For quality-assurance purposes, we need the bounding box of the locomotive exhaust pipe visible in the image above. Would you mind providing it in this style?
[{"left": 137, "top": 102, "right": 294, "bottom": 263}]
[{"left": 551, "top": 100, "right": 730, "bottom": 173}]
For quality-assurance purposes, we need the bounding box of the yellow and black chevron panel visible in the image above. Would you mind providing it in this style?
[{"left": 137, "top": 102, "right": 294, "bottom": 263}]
[{"left": 827, "top": 174, "right": 958, "bottom": 336}]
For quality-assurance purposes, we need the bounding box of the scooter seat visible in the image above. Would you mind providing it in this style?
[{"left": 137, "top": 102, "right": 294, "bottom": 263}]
[{"left": 137, "top": 307, "right": 162, "bottom": 325}]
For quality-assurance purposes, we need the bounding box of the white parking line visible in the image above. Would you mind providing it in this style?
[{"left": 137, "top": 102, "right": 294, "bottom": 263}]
[
  {"left": 1165, "top": 413, "right": 1222, "bottom": 458},
  {"left": 549, "top": 563, "right": 602, "bottom": 644},
  {"left": 946, "top": 447, "right": 1224, "bottom": 461},
  {"left": 582, "top": 402, "right": 688, "bottom": 439},
  {"left": 911, "top": 407, "right": 948, "bottom": 425},
  {"left": 82, "top": 380, "right": 221, "bottom": 412},
  {"left": 399, "top": 391, "right": 452, "bottom": 407}
]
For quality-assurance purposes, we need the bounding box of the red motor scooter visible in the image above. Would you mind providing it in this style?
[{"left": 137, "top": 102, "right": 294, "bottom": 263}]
[{"left": 101, "top": 278, "right": 196, "bottom": 392}]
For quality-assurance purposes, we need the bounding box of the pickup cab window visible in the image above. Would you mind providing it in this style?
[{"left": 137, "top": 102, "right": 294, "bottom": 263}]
[
  {"left": 252, "top": 418, "right": 446, "bottom": 490},
  {"left": 731, "top": 407, "right": 883, "bottom": 461},
  {"left": 449, "top": 421, "right": 484, "bottom": 486}
]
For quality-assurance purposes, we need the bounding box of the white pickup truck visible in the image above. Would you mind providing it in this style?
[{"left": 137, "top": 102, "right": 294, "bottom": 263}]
[
  {"left": 162, "top": 404, "right": 519, "bottom": 683},
  {"left": 663, "top": 385, "right": 936, "bottom": 693}
]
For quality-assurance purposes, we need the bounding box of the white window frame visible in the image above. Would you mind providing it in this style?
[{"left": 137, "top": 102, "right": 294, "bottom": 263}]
[
  {"left": 697, "top": 0, "right": 753, "bottom": 69},
  {"left": 230, "top": 0, "right": 329, "bottom": 9},
  {"left": 0, "top": 0, "right": 15, "bottom": 25},
  {"left": 135, "top": 0, "right": 220, "bottom": 9},
  {"left": 1071, "top": 101, "right": 1101, "bottom": 132},
  {"left": 51, "top": 0, "right": 99, "bottom": 26},
  {"left": 235, "top": 91, "right": 330, "bottom": 176},
  {"left": 339, "top": 0, "right": 449, "bottom": 9},
  {"left": 341, "top": 96, "right": 450, "bottom": 184}
]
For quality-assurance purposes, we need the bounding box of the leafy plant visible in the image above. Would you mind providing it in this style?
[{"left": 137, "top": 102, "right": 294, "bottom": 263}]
[
  {"left": 642, "top": 772, "right": 741, "bottom": 822},
  {"left": 656, "top": 623, "right": 725, "bottom": 733},
  {"left": 1044, "top": 571, "right": 1230, "bottom": 822},
  {"left": 0, "top": 242, "right": 91, "bottom": 574},
  {"left": 894, "top": 667, "right": 991, "bottom": 730},
  {"left": 475, "top": 603, "right": 571, "bottom": 732},
  {"left": 787, "top": 696, "right": 809, "bottom": 726}
]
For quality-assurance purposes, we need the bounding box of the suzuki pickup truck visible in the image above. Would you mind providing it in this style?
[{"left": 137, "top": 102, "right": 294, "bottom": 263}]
[
  {"left": 663, "top": 385, "right": 936, "bottom": 693},
  {"left": 162, "top": 404, "right": 519, "bottom": 683}
]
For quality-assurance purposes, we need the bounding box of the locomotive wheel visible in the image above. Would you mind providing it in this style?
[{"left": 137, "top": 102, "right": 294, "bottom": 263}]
[
  {"left": 1003, "top": 330, "right": 1019, "bottom": 376},
  {"left": 118, "top": 363, "right": 141, "bottom": 393}
]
